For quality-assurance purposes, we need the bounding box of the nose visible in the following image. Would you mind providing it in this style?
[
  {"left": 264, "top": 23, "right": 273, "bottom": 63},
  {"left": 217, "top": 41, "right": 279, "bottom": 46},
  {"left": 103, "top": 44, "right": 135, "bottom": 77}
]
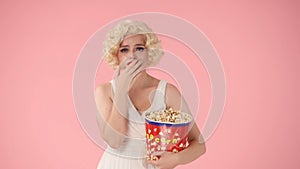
[{"left": 126, "top": 50, "right": 136, "bottom": 59}]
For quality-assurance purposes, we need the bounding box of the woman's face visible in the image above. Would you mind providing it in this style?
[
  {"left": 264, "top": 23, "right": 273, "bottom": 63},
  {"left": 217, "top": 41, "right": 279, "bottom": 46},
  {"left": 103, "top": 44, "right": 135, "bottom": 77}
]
[{"left": 117, "top": 34, "right": 149, "bottom": 64}]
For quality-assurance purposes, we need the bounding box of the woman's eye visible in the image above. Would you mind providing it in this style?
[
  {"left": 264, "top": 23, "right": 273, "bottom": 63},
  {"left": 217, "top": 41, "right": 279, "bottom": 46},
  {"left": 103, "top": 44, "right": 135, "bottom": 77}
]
[
  {"left": 136, "top": 47, "right": 145, "bottom": 52},
  {"left": 120, "top": 48, "right": 128, "bottom": 53}
]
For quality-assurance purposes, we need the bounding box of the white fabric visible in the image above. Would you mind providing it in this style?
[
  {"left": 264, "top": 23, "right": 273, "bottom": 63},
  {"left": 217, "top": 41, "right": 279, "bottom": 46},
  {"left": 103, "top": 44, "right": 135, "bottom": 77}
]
[{"left": 97, "top": 80, "right": 167, "bottom": 169}]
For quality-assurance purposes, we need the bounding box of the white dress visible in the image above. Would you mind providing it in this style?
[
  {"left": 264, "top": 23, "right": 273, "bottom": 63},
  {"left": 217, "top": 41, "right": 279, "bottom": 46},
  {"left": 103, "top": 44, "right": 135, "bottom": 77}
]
[{"left": 97, "top": 80, "right": 167, "bottom": 169}]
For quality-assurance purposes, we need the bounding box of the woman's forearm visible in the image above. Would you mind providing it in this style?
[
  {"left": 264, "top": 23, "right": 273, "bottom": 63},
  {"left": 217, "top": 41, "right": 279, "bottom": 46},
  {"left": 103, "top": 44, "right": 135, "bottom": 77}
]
[
  {"left": 102, "top": 93, "right": 129, "bottom": 148},
  {"left": 175, "top": 139, "right": 206, "bottom": 165}
]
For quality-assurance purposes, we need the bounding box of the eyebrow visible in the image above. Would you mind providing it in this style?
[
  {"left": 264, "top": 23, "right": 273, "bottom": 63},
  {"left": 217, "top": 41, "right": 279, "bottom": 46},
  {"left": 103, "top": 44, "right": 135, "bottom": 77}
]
[{"left": 120, "top": 44, "right": 145, "bottom": 48}]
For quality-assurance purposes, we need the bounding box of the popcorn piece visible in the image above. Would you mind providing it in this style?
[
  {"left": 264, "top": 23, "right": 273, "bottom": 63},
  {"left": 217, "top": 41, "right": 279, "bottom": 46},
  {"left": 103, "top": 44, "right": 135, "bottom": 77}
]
[
  {"left": 145, "top": 108, "right": 192, "bottom": 123},
  {"left": 172, "top": 148, "right": 179, "bottom": 153},
  {"left": 157, "top": 145, "right": 161, "bottom": 151},
  {"left": 151, "top": 141, "right": 157, "bottom": 146},
  {"left": 152, "top": 156, "right": 159, "bottom": 161}
]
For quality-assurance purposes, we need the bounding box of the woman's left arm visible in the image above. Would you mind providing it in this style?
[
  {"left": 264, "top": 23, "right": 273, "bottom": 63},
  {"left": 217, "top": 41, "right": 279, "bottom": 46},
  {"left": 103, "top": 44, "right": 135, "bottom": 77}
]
[
  {"left": 148, "top": 83, "right": 206, "bottom": 169},
  {"left": 173, "top": 123, "right": 206, "bottom": 165}
]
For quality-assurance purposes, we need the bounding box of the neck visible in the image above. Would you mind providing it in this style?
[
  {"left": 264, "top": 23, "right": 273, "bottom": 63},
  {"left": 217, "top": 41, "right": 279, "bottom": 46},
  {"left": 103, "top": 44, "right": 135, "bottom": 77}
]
[{"left": 129, "top": 70, "right": 149, "bottom": 89}]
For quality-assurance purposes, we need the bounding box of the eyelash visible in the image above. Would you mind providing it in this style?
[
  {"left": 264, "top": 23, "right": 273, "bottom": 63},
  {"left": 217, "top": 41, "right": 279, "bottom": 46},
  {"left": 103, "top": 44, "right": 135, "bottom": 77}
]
[
  {"left": 120, "top": 48, "right": 128, "bottom": 53},
  {"left": 136, "top": 47, "right": 145, "bottom": 51},
  {"left": 119, "top": 47, "right": 145, "bottom": 53}
]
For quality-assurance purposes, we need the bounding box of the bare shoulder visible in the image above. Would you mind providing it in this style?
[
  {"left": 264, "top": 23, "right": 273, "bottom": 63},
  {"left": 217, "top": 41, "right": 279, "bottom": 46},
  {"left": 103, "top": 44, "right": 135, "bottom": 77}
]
[
  {"left": 94, "top": 82, "right": 112, "bottom": 99},
  {"left": 165, "top": 83, "right": 182, "bottom": 109},
  {"left": 165, "top": 83, "right": 182, "bottom": 97},
  {"left": 94, "top": 82, "right": 113, "bottom": 121}
]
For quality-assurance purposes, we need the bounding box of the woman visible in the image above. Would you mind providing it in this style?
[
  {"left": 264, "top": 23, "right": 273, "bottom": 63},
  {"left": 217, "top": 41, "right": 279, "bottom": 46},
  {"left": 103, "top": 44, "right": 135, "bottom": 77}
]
[{"left": 95, "top": 20, "right": 206, "bottom": 169}]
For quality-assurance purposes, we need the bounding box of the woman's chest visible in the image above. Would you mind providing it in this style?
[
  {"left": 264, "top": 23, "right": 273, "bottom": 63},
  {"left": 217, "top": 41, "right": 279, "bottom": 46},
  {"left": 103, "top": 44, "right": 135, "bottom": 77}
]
[{"left": 128, "top": 88, "right": 156, "bottom": 112}]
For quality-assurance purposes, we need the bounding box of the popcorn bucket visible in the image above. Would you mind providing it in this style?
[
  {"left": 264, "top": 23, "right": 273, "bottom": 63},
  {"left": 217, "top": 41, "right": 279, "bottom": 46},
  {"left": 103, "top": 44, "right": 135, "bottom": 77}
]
[{"left": 144, "top": 110, "right": 193, "bottom": 160}]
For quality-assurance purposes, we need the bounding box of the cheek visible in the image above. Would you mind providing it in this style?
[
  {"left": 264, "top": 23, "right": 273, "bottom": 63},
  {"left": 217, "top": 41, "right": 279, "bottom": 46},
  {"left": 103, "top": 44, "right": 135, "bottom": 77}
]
[
  {"left": 117, "top": 54, "right": 125, "bottom": 64},
  {"left": 136, "top": 50, "right": 149, "bottom": 61}
]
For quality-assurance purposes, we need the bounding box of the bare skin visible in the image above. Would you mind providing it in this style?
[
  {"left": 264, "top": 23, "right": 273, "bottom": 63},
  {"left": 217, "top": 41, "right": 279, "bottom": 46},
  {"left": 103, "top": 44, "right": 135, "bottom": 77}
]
[{"left": 95, "top": 34, "right": 206, "bottom": 169}]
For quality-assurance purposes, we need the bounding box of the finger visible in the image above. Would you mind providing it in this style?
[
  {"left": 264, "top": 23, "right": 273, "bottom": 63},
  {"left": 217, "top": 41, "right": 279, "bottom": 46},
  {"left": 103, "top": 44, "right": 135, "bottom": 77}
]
[
  {"left": 119, "top": 57, "right": 133, "bottom": 69},
  {"left": 130, "top": 66, "right": 143, "bottom": 79},
  {"left": 118, "top": 58, "right": 135, "bottom": 75},
  {"left": 113, "top": 66, "right": 120, "bottom": 78},
  {"left": 128, "top": 60, "right": 143, "bottom": 76},
  {"left": 152, "top": 151, "right": 165, "bottom": 156},
  {"left": 147, "top": 159, "right": 159, "bottom": 166},
  {"left": 125, "top": 57, "right": 135, "bottom": 66},
  {"left": 130, "top": 61, "right": 147, "bottom": 78},
  {"left": 124, "top": 59, "right": 139, "bottom": 73}
]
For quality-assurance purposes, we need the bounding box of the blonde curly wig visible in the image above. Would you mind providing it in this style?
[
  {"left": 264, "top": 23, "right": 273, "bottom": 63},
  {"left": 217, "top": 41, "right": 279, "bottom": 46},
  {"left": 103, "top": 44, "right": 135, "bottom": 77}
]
[{"left": 102, "top": 20, "right": 164, "bottom": 69}]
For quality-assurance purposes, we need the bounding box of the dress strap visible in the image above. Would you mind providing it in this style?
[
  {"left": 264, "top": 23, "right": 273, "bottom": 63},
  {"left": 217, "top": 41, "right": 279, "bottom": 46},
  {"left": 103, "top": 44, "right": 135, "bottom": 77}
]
[
  {"left": 156, "top": 80, "right": 167, "bottom": 96},
  {"left": 110, "top": 79, "right": 115, "bottom": 93},
  {"left": 151, "top": 80, "right": 167, "bottom": 110}
]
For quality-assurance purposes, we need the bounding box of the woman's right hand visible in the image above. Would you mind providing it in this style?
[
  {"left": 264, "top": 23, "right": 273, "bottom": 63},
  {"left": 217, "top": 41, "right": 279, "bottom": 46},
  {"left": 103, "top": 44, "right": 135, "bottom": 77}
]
[
  {"left": 112, "top": 56, "right": 146, "bottom": 116},
  {"left": 114, "top": 56, "right": 145, "bottom": 95}
]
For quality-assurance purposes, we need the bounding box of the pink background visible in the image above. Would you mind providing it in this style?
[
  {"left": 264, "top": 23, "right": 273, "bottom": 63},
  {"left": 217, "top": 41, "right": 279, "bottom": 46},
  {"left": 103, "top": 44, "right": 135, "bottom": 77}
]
[{"left": 1, "top": 0, "right": 300, "bottom": 169}]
